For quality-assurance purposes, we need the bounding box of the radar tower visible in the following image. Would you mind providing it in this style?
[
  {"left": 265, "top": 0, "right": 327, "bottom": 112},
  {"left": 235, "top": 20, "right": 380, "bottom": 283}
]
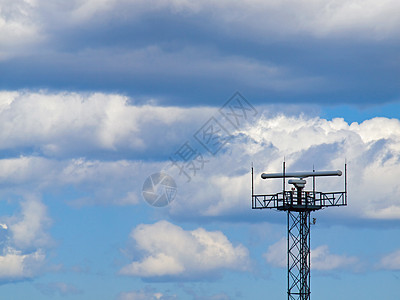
[{"left": 252, "top": 162, "right": 347, "bottom": 300}]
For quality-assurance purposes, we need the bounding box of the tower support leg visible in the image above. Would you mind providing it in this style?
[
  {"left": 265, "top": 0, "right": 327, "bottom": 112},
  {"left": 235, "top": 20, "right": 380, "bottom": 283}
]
[{"left": 288, "top": 210, "right": 310, "bottom": 300}]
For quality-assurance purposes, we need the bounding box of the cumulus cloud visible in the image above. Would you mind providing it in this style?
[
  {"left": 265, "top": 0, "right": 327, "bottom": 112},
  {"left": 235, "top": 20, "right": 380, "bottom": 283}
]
[
  {"left": 119, "top": 221, "right": 250, "bottom": 280},
  {"left": 0, "top": 154, "right": 145, "bottom": 206},
  {"left": 167, "top": 113, "right": 400, "bottom": 222},
  {"left": 264, "top": 238, "right": 358, "bottom": 271},
  {"left": 0, "top": 90, "right": 400, "bottom": 222},
  {"left": 378, "top": 250, "right": 400, "bottom": 270},
  {"left": 0, "top": 247, "right": 44, "bottom": 281},
  {"left": 0, "top": 88, "right": 398, "bottom": 290},
  {"left": 263, "top": 237, "right": 286, "bottom": 268},
  {"left": 0, "top": 91, "right": 400, "bottom": 222},
  {"left": 311, "top": 245, "right": 358, "bottom": 271},
  {"left": 8, "top": 195, "right": 51, "bottom": 249},
  {"left": 0, "top": 195, "right": 50, "bottom": 282},
  {"left": 0, "top": 91, "right": 210, "bottom": 159}
]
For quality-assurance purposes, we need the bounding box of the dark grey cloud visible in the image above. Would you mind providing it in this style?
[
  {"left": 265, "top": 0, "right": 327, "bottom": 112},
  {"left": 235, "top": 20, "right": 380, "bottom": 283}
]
[{"left": 1, "top": 0, "right": 399, "bottom": 106}]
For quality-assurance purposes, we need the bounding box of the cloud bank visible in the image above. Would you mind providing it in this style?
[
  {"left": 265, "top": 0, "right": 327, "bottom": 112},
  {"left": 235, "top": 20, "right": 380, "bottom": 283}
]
[
  {"left": 0, "top": 89, "right": 399, "bottom": 286},
  {"left": 1, "top": 1, "right": 399, "bottom": 104},
  {"left": 1, "top": 91, "right": 400, "bottom": 221}
]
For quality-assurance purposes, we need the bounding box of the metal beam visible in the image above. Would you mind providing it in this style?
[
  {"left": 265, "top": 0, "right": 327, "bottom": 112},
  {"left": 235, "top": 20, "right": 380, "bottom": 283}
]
[{"left": 261, "top": 170, "right": 342, "bottom": 179}]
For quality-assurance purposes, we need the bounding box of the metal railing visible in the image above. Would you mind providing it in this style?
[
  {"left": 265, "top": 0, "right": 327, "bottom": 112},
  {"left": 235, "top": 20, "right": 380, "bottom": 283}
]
[{"left": 252, "top": 190, "right": 346, "bottom": 210}]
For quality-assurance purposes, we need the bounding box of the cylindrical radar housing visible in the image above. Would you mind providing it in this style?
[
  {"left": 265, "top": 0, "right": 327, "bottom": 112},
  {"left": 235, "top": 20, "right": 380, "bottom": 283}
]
[{"left": 261, "top": 170, "right": 342, "bottom": 179}]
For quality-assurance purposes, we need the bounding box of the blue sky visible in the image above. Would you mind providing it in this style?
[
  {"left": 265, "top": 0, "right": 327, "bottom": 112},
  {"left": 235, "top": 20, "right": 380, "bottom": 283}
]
[{"left": 0, "top": 1, "right": 400, "bottom": 299}]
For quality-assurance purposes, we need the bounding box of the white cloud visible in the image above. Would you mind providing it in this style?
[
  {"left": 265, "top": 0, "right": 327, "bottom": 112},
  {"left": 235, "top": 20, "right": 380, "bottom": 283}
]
[
  {"left": 8, "top": 195, "right": 51, "bottom": 249},
  {"left": 0, "top": 91, "right": 210, "bottom": 157},
  {"left": 167, "top": 113, "right": 400, "bottom": 222},
  {"left": 263, "top": 237, "right": 286, "bottom": 268},
  {"left": 378, "top": 249, "right": 400, "bottom": 270},
  {"left": 118, "top": 290, "right": 175, "bottom": 300},
  {"left": 0, "top": 195, "right": 50, "bottom": 282},
  {"left": 0, "top": 0, "right": 43, "bottom": 58},
  {"left": 0, "top": 155, "right": 149, "bottom": 206},
  {"left": 119, "top": 220, "right": 250, "bottom": 279},
  {"left": 0, "top": 247, "right": 44, "bottom": 280},
  {"left": 1, "top": 91, "right": 400, "bottom": 221},
  {"left": 311, "top": 245, "right": 358, "bottom": 271},
  {"left": 0, "top": 156, "right": 57, "bottom": 187},
  {"left": 264, "top": 238, "right": 358, "bottom": 271}
]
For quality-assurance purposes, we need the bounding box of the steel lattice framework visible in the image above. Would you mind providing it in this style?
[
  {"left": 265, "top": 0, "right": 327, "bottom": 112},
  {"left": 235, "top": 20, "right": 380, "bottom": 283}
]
[
  {"left": 251, "top": 164, "right": 347, "bottom": 300},
  {"left": 288, "top": 210, "right": 310, "bottom": 300}
]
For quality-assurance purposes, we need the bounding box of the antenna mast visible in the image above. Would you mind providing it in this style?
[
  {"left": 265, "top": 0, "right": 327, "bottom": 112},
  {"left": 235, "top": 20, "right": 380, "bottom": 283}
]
[{"left": 252, "top": 164, "right": 347, "bottom": 300}]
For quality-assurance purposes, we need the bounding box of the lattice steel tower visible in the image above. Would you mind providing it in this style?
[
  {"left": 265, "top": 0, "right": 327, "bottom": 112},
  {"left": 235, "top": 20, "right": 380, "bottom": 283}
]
[{"left": 252, "top": 163, "right": 347, "bottom": 300}]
